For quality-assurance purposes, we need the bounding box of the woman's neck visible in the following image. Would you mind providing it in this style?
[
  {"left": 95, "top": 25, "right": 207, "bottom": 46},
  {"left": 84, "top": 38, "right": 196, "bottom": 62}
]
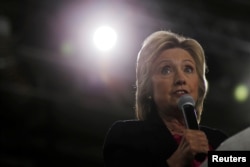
[{"left": 159, "top": 112, "right": 186, "bottom": 135}]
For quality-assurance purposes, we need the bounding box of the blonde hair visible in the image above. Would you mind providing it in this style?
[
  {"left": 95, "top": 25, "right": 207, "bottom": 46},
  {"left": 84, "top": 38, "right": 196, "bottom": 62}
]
[{"left": 135, "top": 31, "right": 208, "bottom": 123}]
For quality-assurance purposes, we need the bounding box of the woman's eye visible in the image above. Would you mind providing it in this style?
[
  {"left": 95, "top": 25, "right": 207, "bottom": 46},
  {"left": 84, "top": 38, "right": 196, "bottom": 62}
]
[
  {"left": 184, "top": 66, "right": 194, "bottom": 73},
  {"left": 161, "top": 66, "right": 171, "bottom": 75}
]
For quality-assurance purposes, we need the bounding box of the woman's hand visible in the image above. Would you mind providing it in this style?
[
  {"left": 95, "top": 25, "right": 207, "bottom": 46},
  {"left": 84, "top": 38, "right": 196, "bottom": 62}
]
[{"left": 166, "top": 129, "right": 209, "bottom": 167}]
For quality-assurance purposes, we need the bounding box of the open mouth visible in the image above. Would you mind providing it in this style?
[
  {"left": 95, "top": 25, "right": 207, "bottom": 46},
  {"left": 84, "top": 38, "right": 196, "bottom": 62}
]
[{"left": 174, "top": 90, "right": 188, "bottom": 96}]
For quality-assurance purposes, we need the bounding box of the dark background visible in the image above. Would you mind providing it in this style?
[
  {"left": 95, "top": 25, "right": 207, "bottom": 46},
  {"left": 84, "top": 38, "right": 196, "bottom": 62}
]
[{"left": 1, "top": 0, "right": 250, "bottom": 166}]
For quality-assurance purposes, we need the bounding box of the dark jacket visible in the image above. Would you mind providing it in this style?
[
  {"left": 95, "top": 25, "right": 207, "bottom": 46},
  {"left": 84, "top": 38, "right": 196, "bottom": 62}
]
[{"left": 103, "top": 114, "right": 227, "bottom": 167}]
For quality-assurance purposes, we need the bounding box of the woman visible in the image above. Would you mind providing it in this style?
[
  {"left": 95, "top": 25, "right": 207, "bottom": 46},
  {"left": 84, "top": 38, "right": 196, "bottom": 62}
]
[{"left": 103, "top": 31, "right": 227, "bottom": 167}]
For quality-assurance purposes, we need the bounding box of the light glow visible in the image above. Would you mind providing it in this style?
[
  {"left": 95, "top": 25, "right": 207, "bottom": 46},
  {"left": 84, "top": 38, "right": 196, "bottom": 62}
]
[
  {"left": 93, "top": 26, "right": 117, "bottom": 51},
  {"left": 234, "top": 84, "right": 249, "bottom": 102}
]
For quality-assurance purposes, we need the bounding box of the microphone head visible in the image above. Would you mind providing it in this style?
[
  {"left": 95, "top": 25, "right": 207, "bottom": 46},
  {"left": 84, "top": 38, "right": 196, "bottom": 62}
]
[{"left": 177, "top": 94, "right": 195, "bottom": 110}]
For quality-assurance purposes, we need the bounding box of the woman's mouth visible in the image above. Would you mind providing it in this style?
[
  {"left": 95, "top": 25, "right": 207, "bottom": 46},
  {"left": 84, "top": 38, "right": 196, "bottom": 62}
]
[{"left": 174, "top": 90, "right": 188, "bottom": 96}]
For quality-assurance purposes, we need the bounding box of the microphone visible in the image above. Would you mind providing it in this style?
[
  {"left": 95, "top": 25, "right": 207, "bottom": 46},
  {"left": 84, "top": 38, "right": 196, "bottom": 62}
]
[
  {"left": 177, "top": 94, "right": 199, "bottom": 130},
  {"left": 178, "top": 94, "right": 206, "bottom": 162}
]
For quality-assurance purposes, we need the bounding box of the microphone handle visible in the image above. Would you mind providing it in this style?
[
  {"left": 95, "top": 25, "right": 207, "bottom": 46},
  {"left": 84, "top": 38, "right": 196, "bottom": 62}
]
[
  {"left": 182, "top": 105, "right": 199, "bottom": 130},
  {"left": 182, "top": 105, "right": 207, "bottom": 162}
]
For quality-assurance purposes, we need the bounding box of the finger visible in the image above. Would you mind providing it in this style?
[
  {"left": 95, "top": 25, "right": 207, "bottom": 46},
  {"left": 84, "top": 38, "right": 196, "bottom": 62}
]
[
  {"left": 182, "top": 131, "right": 209, "bottom": 153},
  {"left": 185, "top": 130, "right": 209, "bottom": 144}
]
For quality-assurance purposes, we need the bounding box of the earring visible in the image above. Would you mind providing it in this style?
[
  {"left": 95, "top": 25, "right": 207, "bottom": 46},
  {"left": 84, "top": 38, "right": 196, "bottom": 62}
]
[{"left": 148, "top": 96, "right": 152, "bottom": 100}]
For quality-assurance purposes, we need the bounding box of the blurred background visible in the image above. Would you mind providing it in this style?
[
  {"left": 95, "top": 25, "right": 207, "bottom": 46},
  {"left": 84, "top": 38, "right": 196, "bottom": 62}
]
[{"left": 1, "top": 0, "right": 250, "bottom": 166}]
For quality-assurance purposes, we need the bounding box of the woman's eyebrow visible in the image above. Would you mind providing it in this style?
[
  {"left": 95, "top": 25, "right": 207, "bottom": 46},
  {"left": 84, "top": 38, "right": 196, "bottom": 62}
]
[
  {"left": 152, "top": 60, "right": 172, "bottom": 72},
  {"left": 155, "top": 60, "right": 172, "bottom": 66},
  {"left": 183, "top": 59, "right": 195, "bottom": 64}
]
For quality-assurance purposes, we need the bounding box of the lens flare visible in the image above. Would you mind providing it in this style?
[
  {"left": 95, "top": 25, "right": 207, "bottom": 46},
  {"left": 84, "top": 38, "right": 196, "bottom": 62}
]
[
  {"left": 234, "top": 84, "right": 249, "bottom": 102},
  {"left": 93, "top": 26, "right": 117, "bottom": 51}
]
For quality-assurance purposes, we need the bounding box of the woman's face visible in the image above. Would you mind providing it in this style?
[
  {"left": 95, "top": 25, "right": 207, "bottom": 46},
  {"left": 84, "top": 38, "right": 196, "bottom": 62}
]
[{"left": 151, "top": 48, "right": 199, "bottom": 113}]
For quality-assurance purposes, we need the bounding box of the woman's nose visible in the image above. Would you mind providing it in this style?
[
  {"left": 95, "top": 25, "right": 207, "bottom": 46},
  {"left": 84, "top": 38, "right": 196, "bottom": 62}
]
[
  {"left": 175, "top": 79, "right": 186, "bottom": 85},
  {"left": 174, "top": 70, "right": 186, "bottom": 85}
]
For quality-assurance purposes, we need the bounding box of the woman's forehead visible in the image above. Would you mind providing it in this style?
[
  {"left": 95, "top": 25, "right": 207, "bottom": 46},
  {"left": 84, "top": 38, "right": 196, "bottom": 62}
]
[{"left": 153, "top": 48, "right": 195, "bottom": 65}]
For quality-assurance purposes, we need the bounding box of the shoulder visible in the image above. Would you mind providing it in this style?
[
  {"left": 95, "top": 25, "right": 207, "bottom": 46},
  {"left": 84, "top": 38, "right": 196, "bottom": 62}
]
[
  {"left": 103, "top": 120, "right": 170, "bottom": 167},
  {"left": 107, "top": 119, "right": 166, "bottom": 137},
  {"left": 103, "top": 120, "right": 149, "bottom": 155},
  {"left": 105, "top": 120, "right": 147, "bottom": 139},
  {"left": 200, "top": 125, "right": 228, "bottom": 137},
  {"left": 200, "top": 125, "right": 228, "bottom": 149},
  {"left": 103, "top": 119, "right": 163, "bottom": 149},
  {"left": 111, "top": 119, "right": 145, "bottom": 128}
]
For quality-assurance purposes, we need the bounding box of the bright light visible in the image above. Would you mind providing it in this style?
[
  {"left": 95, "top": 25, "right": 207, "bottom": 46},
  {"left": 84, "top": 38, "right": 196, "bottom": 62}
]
[
  {"left": 93, "top": 26, "right": 117, "bottom": 51},
  {"left": 234, "top": 84, "right": 249, "bottom": 102}
]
